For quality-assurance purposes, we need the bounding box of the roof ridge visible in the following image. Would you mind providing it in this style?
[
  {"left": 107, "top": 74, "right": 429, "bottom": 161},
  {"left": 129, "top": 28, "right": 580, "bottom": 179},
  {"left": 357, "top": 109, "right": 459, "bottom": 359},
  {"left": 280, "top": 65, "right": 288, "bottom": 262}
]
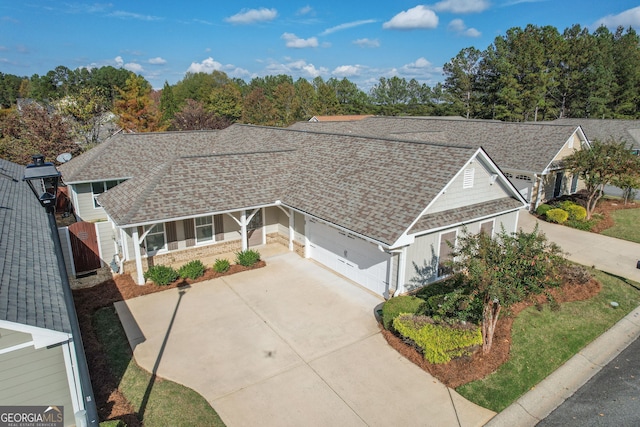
[
  {"left": 179, "top": 148, "right": 297, "bottom": 159},
  {"left": 117, "top": 160, "right": 175, "bottom": 225}
]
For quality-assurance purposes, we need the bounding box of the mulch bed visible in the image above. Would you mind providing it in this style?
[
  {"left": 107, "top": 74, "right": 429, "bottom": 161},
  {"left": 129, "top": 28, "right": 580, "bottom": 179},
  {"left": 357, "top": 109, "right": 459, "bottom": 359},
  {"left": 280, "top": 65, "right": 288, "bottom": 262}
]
[
  {"left": 73, "top": 261, "right": 266, "bottom": 425},
  {"left": 381, "top": 277, "right": 602, "bottom": 388}
]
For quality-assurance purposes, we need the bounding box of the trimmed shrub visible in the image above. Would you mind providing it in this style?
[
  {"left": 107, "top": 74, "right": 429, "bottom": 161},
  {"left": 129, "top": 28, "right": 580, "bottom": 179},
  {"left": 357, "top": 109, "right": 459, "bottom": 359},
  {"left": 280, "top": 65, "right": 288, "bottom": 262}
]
[
  {"left": 418, "top": 288, "right": 482, "bottom": 324},
  {"left": 393, "top": 314, "right": 483, "bottom": 364},
  {"left": 144, "top": 265, "right": 179, "bottom": 286},
  {"left": 545, "top": 208, "right": 569, "bottom": 224},
  {"left": 536, "top": 203, "right": 553, "bottom": 217},
  {"left": 213, "top": 258, "right": 231, "bottom": 273},
  {"left": 381, "top": 295, "right": 424, "bottom": 330},
  {"left": 235, "top": 249, "right": 261, "bottom": 267},
  {"left": 178, "top": 260, "right": 205, "bottom": 280},
  {"left": 563, "top": 203, "right": 587, "bottom": 221}
]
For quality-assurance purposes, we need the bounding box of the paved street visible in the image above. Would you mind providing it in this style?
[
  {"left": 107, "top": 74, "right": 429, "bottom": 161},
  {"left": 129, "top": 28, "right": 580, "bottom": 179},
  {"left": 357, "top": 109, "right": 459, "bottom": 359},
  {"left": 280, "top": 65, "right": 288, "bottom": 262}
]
[{"left": 538, "top": 334, "right": 640, "bottom": 426}]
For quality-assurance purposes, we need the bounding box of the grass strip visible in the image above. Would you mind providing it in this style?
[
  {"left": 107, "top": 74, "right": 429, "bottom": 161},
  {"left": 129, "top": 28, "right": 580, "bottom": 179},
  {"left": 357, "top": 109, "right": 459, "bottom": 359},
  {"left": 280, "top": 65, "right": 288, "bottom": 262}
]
[
  {"left": 456, "top": 269, "right": 640, "bottom": 412},
  {"left": 93, "top": 306, "right": 226, "bottom": 427},
  {"left": 600, "top": 208, "right": 640, "bottom": 243}
]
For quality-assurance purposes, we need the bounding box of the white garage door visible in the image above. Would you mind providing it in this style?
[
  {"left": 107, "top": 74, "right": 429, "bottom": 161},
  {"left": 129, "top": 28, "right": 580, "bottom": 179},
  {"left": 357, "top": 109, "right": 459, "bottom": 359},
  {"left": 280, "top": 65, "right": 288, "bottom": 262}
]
[{"left": 308, "top": 219, "right": 391, "bottom": 296}]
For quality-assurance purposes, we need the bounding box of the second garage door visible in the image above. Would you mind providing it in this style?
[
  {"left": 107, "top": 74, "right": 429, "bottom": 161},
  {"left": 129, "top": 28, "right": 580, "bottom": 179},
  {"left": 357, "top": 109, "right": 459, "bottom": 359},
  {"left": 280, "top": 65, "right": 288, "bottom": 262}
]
[{"left": 308, "top": 219, "right": 391, "bottom": 296}]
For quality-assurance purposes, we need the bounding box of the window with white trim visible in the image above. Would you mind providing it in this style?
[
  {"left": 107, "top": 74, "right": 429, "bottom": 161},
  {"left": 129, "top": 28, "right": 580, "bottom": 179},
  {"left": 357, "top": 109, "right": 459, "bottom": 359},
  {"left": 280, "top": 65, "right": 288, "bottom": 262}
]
[
  {"left": 145, "top": 224, "right": 166, "bottom": 253},
  {"left": 438, "top": 230, "right": 457, "bottom": 277},
  {"left": 92, "top": 180, "right": 123, "bottom": 208},
  {"left": 463, "top": 168, "right": 475, "bottom": 189},
  {"left": 195, "top": 216, "right": 214, "bottom": 244},
  {"left": 480, "top": 220, "right": 494, "bottom": 236}
]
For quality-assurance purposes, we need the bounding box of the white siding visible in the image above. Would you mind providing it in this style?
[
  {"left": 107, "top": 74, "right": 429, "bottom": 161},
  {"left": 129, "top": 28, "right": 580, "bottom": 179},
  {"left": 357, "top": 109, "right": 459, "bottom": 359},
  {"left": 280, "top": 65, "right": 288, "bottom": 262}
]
[
  {"left": 402, "top": 209, "right": 520, "bottom": 293},
  {"left": 427, "top": 157, "right": 510, "bottom": 215},
  {"left": 97, "top": 221, "right": 116, "bottom": 269},
  {"left": 0, "top": 344, "right": 75, "bottom": 426},
  {"left": 72, "top": 183, "right": 108, "bottom": 222}
]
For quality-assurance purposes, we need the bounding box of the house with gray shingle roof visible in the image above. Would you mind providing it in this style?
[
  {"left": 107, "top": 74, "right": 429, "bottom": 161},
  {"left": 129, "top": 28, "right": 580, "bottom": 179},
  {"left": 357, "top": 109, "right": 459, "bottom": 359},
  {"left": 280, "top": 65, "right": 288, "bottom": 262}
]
[
  {"left": 59, "top": 124, "right": 526, "bottom": 297},
  {"left": 0, "top": 158, "right": 94, "bottom": 425},
  {"left": 553, "top": 118, "right": 640, "bottom": 151},
  {"left": 290, "top": 116, "right": 589, "bottom": 210}
]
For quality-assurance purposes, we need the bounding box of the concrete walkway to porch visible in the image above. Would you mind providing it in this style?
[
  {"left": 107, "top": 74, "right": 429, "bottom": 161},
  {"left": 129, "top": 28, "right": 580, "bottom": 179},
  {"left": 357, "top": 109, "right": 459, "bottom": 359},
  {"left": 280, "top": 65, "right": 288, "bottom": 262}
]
[{"left": 116, "top": 252, "right": 495, "bottom": 427}]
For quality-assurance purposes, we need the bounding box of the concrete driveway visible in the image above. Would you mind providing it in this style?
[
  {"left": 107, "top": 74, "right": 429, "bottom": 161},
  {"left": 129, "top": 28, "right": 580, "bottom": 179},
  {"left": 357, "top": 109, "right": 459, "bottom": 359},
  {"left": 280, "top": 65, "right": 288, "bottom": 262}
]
[{"left": 115, "top": 252, "right": 494, "bottom": 427}]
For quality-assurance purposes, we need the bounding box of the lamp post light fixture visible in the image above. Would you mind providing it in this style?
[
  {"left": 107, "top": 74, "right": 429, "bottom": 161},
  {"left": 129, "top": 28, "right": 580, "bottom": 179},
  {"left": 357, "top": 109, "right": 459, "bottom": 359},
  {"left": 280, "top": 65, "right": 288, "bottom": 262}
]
[
  {"left": 23, "top": 154, "right": 99, "bottom": 426},
  {"left": 23, "top": 154, "right": 60, "bottom": 212}
]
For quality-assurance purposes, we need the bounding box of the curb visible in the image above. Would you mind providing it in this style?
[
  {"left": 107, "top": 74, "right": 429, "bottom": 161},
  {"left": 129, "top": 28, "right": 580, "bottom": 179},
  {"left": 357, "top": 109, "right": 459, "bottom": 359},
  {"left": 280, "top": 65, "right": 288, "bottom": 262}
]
[{"left": 484, "top": 306, "right": 640, "bottom": 426}]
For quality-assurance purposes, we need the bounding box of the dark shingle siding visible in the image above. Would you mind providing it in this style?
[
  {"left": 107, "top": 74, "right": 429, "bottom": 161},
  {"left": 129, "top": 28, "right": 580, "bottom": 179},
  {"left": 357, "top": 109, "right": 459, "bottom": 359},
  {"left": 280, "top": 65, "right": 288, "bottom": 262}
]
[{"left": 0, "top": 159, "right": 71, "bottom": 333}]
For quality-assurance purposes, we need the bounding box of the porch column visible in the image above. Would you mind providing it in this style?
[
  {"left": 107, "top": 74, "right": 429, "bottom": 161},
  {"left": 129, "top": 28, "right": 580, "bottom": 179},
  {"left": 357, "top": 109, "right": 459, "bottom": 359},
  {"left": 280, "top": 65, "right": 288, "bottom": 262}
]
[
  {"left": 288, "top": 208, "right": 294, "bottom": 251},
  {"left": 240, "top": 210, "right": 248, "bottom": 251},
  {"left": 304, "top": 215, "right": 311, "bottom": 258},
  {"left": 132, "top": 227, "right": 145, "bottom": 285}
]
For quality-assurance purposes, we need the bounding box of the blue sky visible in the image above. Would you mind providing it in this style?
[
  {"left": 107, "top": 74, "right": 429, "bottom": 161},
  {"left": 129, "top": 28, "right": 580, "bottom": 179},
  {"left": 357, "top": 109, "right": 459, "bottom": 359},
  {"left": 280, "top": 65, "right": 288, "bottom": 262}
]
[{"left": 1, "top": 1, "right": 640, "bottom": 90}]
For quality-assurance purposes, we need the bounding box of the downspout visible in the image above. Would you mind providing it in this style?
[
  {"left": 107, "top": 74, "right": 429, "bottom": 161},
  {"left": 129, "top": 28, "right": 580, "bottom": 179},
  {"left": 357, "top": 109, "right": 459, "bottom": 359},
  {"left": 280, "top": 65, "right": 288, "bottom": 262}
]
[{"left": 47, "top": 210, "right": 99, "bottom": 425}]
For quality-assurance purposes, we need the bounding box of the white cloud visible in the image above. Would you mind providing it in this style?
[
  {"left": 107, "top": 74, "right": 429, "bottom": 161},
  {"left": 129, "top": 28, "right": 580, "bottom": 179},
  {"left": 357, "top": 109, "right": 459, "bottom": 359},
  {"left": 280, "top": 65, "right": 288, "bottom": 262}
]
[
  {"left": 108, "top": 10, "right": 162, "bottom": 21},
  {"left": 114, "top": 56, "right": 124, "bottom": 67},
  {"left": 320, "top": 19, "right": 377, "bottom": 36},
  {"left": 225, "top": 8, "right": 277, "bottom": 25},
  {"left": 282, "top": 33, "right": 319, "bottom": 48},
  {"left": 353, "top": 38, "right": 380, "bottom": 48},
  {"left": 265, "top": 59, "right": 328, "bottom": 78},
  {"left": 383, "top": 5, "right": 438, "bottom": 30},
  {"left": 297, "top": 5, "right": 314, "bottom": 16},
  {"left": 124, "top": 62, "right": 144, "bottom": 73},
  {"left": 185, "top": 57, "right": 250, "bottom": 77},
  {"left": 148, "top": 57, "right": 167, "bottom": 65},
  {"left": 332, "top": 65, "right": 363, "bottom": 77},
  {"left": 187, "top": 57, "right": 223, "bottom": 73},
  {"left": 433, "top": 0, "right": 491, "bottom": 13},
  {"left": 594, "top": 6, "right": 640, "bottom": 29},
  {"left": 447, "top": 19, "right": 481, "bottom": 37}
]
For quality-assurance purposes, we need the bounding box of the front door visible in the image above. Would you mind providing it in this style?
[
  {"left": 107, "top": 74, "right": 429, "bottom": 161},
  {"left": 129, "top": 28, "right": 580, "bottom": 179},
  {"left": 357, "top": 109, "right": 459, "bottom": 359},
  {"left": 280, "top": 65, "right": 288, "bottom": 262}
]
[{"left": 247, "top": 209, "right": 263, "bottom": 247}]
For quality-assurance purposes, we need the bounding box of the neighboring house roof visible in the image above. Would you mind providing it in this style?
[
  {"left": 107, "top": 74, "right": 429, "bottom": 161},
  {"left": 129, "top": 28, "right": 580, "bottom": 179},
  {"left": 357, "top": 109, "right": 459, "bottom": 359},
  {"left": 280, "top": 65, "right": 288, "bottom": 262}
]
[
  {"left": 290, "top": 116, "right": 584, "bottom": 174},
  {"left": 62, "top": 124, "right": 521, "bottom": 246},
  {"left": 308, "top": 115, "right": 373, "bottom": 122},
  {"left": 553, "top": 118, "right": 640, "bottom": 149},
  {"left": 0, "top": 158, "right": 71, "bottom": 334}
]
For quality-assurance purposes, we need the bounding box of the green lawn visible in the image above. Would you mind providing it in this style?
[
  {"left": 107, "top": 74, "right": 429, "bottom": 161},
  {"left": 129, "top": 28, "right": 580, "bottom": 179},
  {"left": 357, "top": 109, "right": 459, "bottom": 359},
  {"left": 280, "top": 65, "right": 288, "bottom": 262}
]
[
  {"left": 93, "top": 307, "right": 226, "bottom": 427},
  {"left": 600, "top": 207, "right": 640, "bottom": 243},
  {"left": 456, "top": 269, "right": 640, "bottom": 412}
]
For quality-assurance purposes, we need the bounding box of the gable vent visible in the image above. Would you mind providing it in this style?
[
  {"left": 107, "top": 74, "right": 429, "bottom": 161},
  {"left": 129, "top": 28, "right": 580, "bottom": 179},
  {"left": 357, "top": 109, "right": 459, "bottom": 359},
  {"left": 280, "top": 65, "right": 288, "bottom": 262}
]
[{"left": 463, "top": 168, "right": 475, "bottom": 189}]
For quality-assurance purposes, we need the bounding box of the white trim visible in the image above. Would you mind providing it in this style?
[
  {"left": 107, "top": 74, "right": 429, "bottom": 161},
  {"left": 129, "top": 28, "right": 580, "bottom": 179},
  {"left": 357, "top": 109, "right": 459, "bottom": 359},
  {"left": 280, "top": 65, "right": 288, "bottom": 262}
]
[
  {"left": 0, "top": 341, "right": 35, "bottom": 355},
  {"left": 194, "top": 215, "right": 215, "bottom": 245},
  {"left": 62, "top": 342, "right": 83, "bottom": 414},
  {"left": 132, "top": 227, "right": 144, "bottom": 285},
  {"left": 0, "top": 320, "right": 70, "bottom": 349},
  {"left": 94, "top": 221, "right": 104, "bottom": 268},
  {"left": 541, "top": 127, "right": 589, "bottom": 175}
]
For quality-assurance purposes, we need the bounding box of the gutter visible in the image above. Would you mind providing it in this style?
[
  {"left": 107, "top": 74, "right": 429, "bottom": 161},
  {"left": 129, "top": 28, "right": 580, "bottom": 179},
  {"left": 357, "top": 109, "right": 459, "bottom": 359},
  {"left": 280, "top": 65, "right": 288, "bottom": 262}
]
[{"left": 47, "top": 211, "right": 99, "bottom": 425}]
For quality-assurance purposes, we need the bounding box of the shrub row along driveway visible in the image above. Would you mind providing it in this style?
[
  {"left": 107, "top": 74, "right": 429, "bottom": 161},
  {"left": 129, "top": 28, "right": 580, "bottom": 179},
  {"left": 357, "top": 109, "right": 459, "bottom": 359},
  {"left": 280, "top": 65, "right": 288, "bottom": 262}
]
[{"left": 115, "top": 253, "right": 494, "bottom": 426}]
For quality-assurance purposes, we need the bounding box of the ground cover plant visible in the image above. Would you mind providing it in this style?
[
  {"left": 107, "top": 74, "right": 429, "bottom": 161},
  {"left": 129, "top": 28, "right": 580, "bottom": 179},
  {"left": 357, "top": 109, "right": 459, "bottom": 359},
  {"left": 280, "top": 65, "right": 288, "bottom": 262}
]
[
  {"left": 457, "top": 269, "right": 640, "bottom": 411},
  {"left": 177, "top": 259, "right": 205, "bottom": 280},
  {"left": 235, "top": 249, "right": 261, "bottom": 267}
]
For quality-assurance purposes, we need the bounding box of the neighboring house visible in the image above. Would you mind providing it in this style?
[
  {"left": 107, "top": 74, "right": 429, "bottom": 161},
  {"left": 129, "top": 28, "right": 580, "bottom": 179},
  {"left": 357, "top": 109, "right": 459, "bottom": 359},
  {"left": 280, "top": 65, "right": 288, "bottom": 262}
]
[
  {"left": 59, "top": 124, "right": 526, "bottom": 297},
  {"left": 308, "top": 114, "right": 373, "bottom": 122},
  {"left": 0, "top": 159, "right": 93, "bottom": 425},
  {"left": 553, "top": 118, "right": 640, "bottom": 152},
  {"left": 290, "top": 116, "right": 589, "bottom": 210}
]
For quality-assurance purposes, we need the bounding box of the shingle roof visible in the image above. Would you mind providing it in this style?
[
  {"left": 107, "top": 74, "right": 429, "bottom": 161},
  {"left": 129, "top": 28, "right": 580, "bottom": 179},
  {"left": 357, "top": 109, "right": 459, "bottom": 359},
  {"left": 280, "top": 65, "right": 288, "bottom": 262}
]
[
  {"left": 289, "top": 116, "right": 582, "bottom": 173},
  {"left": 409, "top": 197, "right": 524, "bottom": 234},
  {"left": 63, "top": 124, "right": 520, "bottom": 246},
  {"left": 553, "top": 118, "right": 640, "bottom": 149},
  {"left": 0, "top": 159, "right": 71, "bottom": 333}
]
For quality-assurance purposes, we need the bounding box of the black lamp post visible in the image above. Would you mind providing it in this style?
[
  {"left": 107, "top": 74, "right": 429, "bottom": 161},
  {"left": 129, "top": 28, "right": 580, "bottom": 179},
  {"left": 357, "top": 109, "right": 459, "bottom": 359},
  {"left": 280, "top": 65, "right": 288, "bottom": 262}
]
[
  {"left": 23, "top": 154, "right": 99, "bottom": 427},
  {"left": 23, "top": 154, "right": 60, "bottom": 212}
]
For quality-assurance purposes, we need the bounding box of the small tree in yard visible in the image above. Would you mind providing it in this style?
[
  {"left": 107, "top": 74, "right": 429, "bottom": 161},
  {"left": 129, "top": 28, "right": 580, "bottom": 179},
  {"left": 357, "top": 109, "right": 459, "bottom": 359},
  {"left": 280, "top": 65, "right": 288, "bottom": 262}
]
[
  {"left": 446, "top": 225, "right": 565, "bottom": 354},
  {"left": 564, "top": 139, "right": 640, "bottom": 218}
]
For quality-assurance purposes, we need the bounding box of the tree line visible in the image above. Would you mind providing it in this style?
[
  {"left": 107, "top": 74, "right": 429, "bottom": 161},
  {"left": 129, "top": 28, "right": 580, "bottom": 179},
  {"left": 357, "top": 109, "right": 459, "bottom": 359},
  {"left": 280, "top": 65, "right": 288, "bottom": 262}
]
[{"left": 1, "top": 24, "right": 639, "bottom": 164}]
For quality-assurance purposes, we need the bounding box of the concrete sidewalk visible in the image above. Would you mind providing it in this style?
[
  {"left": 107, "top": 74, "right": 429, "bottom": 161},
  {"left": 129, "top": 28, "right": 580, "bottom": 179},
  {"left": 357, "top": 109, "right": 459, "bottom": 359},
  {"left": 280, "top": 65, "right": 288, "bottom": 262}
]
[{"left": 486, "top": 212, "right": 640, "bottom": 426}]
